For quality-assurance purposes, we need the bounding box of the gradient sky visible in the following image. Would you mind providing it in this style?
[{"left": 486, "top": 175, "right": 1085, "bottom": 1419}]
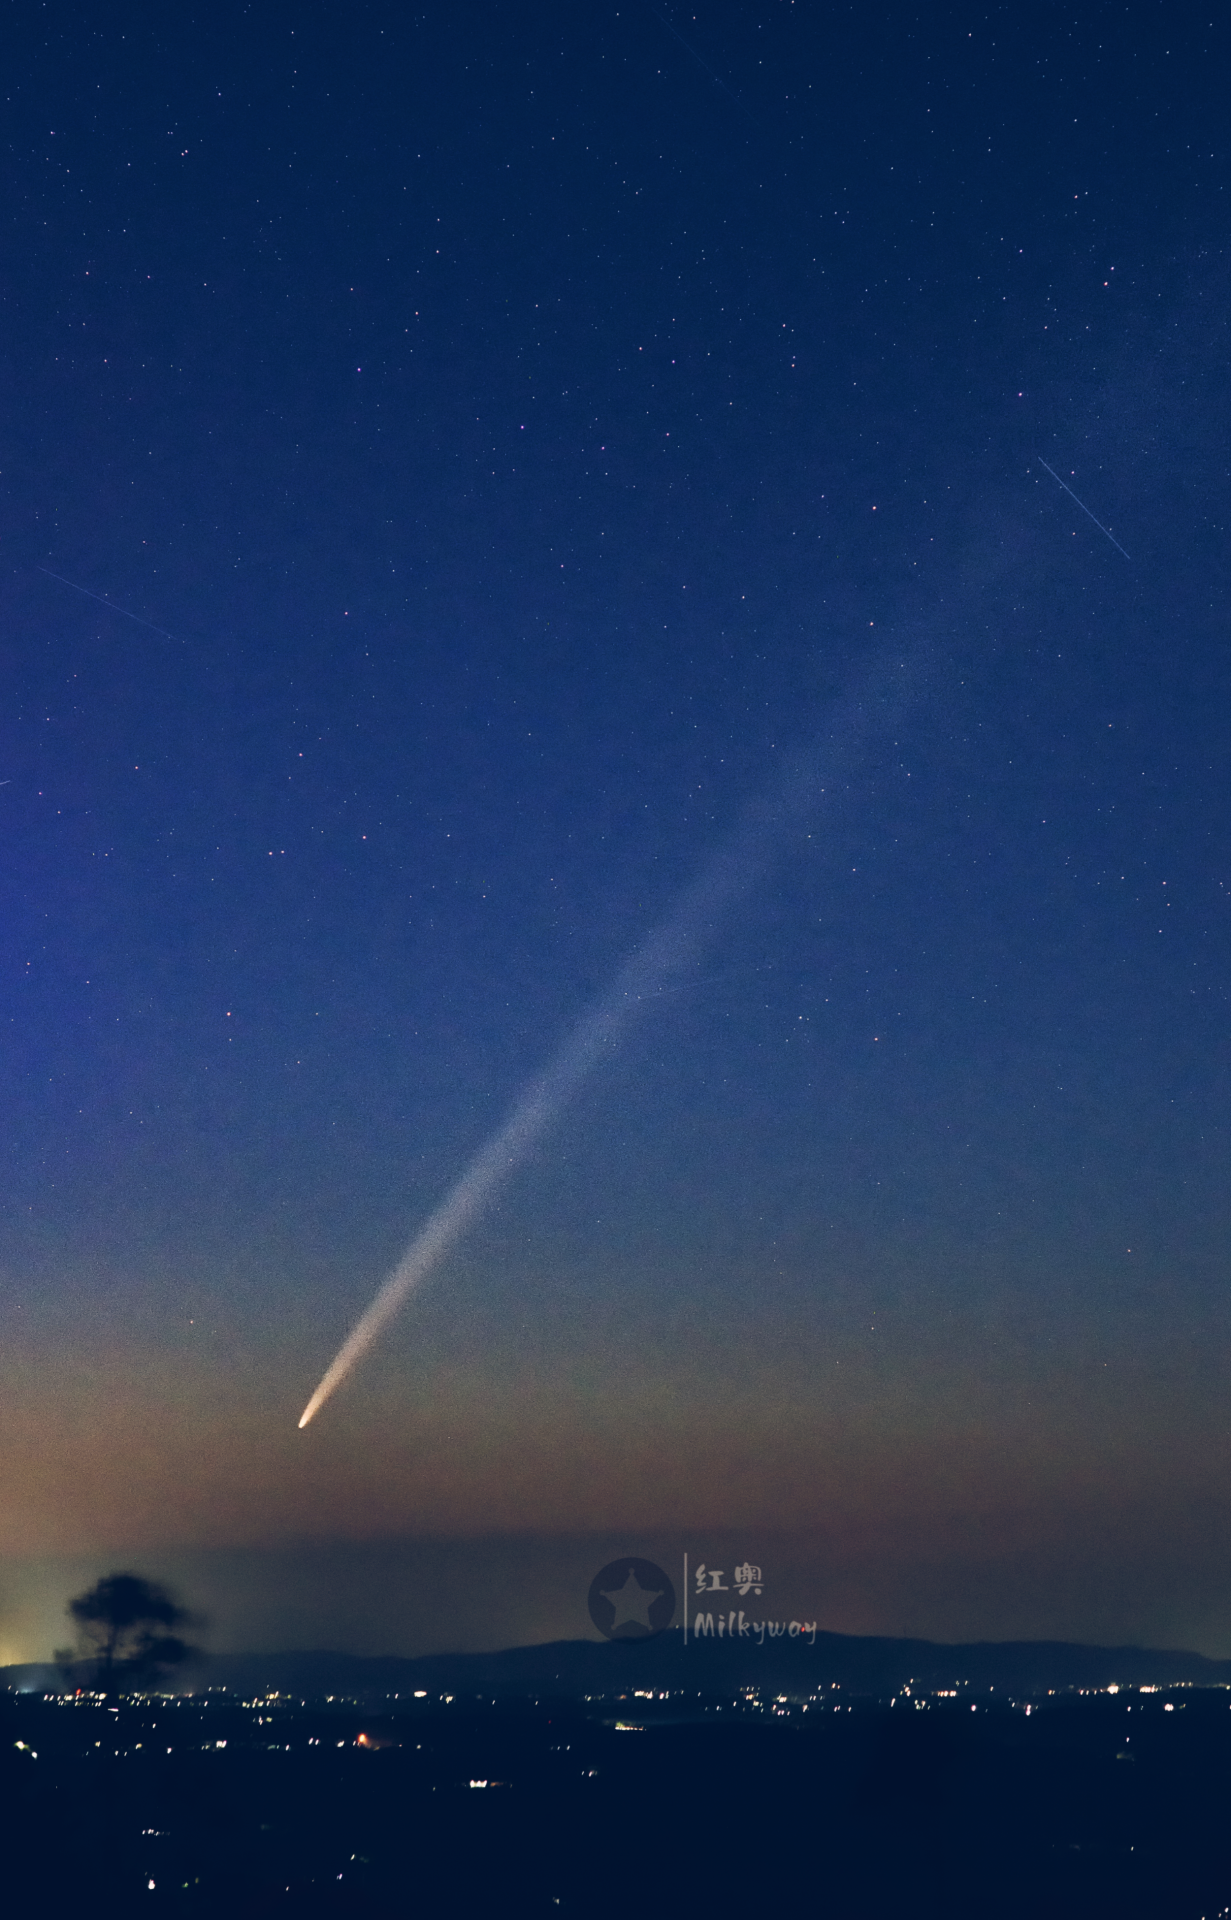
[{"left": 2, "top": 0, "right": 1230, "bottom": 1663}]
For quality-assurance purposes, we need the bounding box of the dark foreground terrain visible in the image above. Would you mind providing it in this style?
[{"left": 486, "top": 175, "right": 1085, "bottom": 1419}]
[{"left": 6, "top": 1682, "right": 1231, "bottom": 1918}]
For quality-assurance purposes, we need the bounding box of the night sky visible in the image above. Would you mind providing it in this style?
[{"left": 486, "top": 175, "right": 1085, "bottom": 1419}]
[{"left": 3, "top": 1, "right": 1230, "bottom": 1663}]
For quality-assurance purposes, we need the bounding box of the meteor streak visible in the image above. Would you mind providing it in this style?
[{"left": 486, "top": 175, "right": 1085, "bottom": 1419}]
[
  {"left": 1037, "top": 459, "right": 1131, "bottom": 560},
  {"left": 37, "top": 566, "right": 178, "bottom": 640},
  {"left": 297, "top": 658, "right": 911, "bottom": 1428},
  {"left": 645, "top": 4, "right": 759, "bottom": 127}
]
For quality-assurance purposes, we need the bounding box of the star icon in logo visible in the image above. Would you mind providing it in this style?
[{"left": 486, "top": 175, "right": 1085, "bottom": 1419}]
[
  {"left": 599, "top": 1566, "right": 664, "bottom": 1632},
  {"left": 588, "top": 1557, "right": 675, "bottom": 1639}
]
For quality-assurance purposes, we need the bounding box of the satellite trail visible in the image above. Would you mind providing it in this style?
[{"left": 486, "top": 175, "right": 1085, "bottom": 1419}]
[
  {"left": 1037, "top": 459, "right": 1131, "bottom": 560},
  {"left": 297, "top": 655, "right": 914, "bottom": 1428},
  {"left": 37, "top": 566, "right": 177, "bottom": 640}
]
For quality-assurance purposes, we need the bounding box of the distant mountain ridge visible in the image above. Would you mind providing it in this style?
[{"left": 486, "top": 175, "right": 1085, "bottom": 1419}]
[{"left": 8, "top": 1628, "right": 1231, "bottom": 1700}]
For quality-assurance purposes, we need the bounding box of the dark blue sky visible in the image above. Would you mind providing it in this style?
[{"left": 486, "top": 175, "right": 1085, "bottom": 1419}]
[{"left": 2, "top": 1, "right": 1230, "bottom": 1659}]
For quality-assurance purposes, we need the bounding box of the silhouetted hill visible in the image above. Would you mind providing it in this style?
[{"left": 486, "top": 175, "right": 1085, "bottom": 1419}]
[{"left": 10, "top": 1628, "right": 1231, "bottom": 1700}]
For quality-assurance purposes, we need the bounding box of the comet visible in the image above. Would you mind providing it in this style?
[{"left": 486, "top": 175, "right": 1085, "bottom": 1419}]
[{"left": 297, "top": 652, "right": 914, "bottom": 1428}]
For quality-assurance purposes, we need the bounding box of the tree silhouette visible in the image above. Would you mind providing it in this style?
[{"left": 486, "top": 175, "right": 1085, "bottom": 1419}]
[{"left": 64, "top": 1573, "right": 198, "bottom": 1690}]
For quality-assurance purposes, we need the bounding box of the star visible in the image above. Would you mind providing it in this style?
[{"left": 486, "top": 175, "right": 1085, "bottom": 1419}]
[{"left": 600, "top": 1568, "right": 663, "bottom": 1632}]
